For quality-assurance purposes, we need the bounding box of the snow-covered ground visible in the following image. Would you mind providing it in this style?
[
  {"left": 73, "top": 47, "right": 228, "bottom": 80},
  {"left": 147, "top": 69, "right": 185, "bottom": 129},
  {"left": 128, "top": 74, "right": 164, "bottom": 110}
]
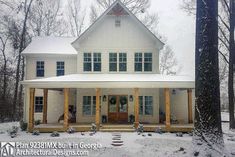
[{"left": 0, "top": 112, "right": 234, "bottom": 157}]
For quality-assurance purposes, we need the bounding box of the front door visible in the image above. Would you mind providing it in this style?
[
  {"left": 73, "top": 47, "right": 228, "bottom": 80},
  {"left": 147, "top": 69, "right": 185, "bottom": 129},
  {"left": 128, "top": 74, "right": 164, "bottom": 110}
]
[{"left": 108, "top": 95, "right": 128, "bottom": 123}]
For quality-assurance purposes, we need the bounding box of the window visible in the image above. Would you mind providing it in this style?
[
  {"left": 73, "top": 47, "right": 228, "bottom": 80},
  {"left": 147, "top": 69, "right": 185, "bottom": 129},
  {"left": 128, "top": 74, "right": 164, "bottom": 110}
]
[
  {"left": 135, "top": 53, "right": 142, "bottom": 72},
  {"left": 109, "top": 53, "right": 117, "bottom": 72},
  {"left": 119, "top": 53, "right": 127, "bottom": 72},
  {"left": 36, "top": 61, "right": 44, "bottom": 77},
  {"left": 35, "top": 97, "right": 43, "bottom": 113},
  {"left": 83, "top": 96, "right": 100, "bottom": 116},
  {"left": 57, "top": 61, "right": 64, "bottom": 76},
  {"left": 139, "top": 96, "right": 153, "bottom": 115},
  {"left": 144, "top": 53, "right": 152, "bottom": 71},
  {"left": 115, "top": 19, "right": 121, "bottom": 27},
  {"left": 93, "top": 53, "right": 101, "bottom": 72},
  {"left": 83, "top": 53, "right": 92, "bottom": 71}
]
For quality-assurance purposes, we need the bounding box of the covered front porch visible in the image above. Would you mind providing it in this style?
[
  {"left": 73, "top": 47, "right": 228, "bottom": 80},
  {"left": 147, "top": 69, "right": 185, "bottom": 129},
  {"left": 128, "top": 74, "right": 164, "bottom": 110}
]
[{"left": 22, "top": 74, "right": 195, "bottom": 132}]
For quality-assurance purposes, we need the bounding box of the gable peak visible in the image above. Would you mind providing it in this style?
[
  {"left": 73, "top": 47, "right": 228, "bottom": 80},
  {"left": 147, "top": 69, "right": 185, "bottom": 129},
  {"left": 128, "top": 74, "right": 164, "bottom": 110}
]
[{"left": 107, "top": 1, "right": 129, "bottom": 16}]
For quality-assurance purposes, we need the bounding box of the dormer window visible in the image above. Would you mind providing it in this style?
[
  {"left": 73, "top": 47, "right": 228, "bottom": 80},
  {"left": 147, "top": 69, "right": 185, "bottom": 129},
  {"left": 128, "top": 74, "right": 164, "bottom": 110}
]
[{"left": 115, "top": 19, "right": 121, "bottom": 27}]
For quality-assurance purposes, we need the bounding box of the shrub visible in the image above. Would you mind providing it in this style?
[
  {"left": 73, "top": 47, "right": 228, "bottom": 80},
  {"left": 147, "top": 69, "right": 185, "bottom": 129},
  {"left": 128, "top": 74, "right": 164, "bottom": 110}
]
[
  {"left": 20, "top": 121, "right": 28, "bottom": 131},
  {"left": 67, "top": 127, "right": 75, "bottom": 134},
  {"left": 136, "top": 124, "right": 144, "bottom": 133},
  {"left": 34, "top": 120, "right": 41, "bottom": 125},
  {"left": 91, "top": 123, "right": 96, "bottom": 133},
  {"left": 32, "top": 130, "right": 40, "bottom": 136},
  {"left": 51, "top": 131, "right": 60, "bottom": 137},
  {"left": 7, "top": 126, "right": 19, "bottom": 138}
]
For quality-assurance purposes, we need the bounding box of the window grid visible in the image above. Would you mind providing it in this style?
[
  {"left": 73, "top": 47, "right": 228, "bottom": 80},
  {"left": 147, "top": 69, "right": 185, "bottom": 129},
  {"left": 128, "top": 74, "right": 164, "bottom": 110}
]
[
  {"left": 135, "top": 53, "right": 142, "bottom": 72},
  {"left": 35, "top": 97, "right": 43, "bottom": 113},
  {"left": 83, "top": 96, "right": 92, "bottom": 115},
  {"left": 93, "top": 53, "right": 101, "bottom": 72},
  {"left": 139, "top": 96, "right": 153, "bottom": 115},
  {"left": 36, "top": 61, "right": 44, "bottom": 77},
  {"left": 83, "top": 53, "right": 92, "bottom": 71},
  {"left": 144, "top": 53, "right": 152, "bottom": 72},
  {"left": 109, "top": 53, "right": 117, "bottom": 72},
  {"left": 119, "top": 53, "right": 127, "bottom": 72},
  {"left": 56, "top": 61, "right": 64, "bottom": 76}
]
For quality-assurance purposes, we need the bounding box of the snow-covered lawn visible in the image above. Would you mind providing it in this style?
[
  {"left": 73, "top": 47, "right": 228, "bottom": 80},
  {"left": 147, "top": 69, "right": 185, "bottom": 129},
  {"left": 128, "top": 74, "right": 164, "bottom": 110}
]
[{"left": 0, "top": 112, "right": 234, "bottom": 157}]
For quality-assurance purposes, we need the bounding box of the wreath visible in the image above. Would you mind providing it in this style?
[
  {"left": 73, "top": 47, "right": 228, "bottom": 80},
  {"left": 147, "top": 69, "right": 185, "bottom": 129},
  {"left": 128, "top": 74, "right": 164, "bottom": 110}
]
[
  {"left": 120, "top": 97, "right": 127, "bottom": 105},
  {"left": 109, "top": 97, "right": 116, "bottom": 104}
]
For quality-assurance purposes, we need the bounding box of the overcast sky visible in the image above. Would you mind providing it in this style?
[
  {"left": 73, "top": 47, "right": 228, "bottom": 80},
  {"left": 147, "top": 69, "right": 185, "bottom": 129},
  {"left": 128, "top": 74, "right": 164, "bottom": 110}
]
[{"left": 82, "top": 0, "right": 195, "bottom": 77}]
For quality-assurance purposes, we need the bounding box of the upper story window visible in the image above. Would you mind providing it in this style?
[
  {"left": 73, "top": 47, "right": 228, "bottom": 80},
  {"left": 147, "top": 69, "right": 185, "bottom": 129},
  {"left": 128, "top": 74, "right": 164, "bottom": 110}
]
[
  {"left": 83, "top": 53, "right": 92, "bottom": 71},
  {"left": 119, "top": 53, "right": 127, "bottom": 72},
  {"left": 134, "top": 52, "right": 152, "bottom": 72},
  {"left": 35, "top": 96, "right": 43, "bottom": 113},
  {"left": 144, "top": 53, "right": 152, "bottom": 72},
  {"left": 56, "top": 61, "right": 64, "bottom": 76},
  {"left": 93, "top": 53, "right": 101, "bottom": 72},
  {"left": 109, "top": 53, "right": 117, "bottom": 72},
  {"left": 115, "top": 19, "right": 121, "bottom": 27},
  {"left": 36, "top": 61, "right": 44, "bottom": 77},
  {"left": 135, "top": 53, "right": 142, "bottom": 72},
  {"left": 139, "top": 96, "right": 153, "bottom": 115}
]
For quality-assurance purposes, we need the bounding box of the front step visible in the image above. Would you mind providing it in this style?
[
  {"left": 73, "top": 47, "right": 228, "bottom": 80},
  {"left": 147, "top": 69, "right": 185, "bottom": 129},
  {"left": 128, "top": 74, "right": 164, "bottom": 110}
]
[{"left": 100, "top": 128, "right": 135, "bottom": 132}]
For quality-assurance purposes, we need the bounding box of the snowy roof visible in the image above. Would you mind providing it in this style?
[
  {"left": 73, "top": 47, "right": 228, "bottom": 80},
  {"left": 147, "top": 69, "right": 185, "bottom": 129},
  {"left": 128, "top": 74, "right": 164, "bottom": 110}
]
[
  {"left": 22, "top": 37, "right": 77, "bottom": 55},
  {"left": 21, "top": 74, "right": 195, "bottom": 88}
]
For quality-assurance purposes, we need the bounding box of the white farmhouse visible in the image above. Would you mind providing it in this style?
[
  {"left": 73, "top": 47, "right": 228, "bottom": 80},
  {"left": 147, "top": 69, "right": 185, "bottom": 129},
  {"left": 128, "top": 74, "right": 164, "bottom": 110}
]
[{"left": 21, "top": 0, "right": 195, "bottom": 132}]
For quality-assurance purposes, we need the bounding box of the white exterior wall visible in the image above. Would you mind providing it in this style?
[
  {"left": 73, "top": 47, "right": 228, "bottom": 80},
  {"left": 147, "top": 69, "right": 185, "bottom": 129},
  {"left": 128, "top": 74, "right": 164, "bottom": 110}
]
[
  {"left": 159, "top": 89, "right": 195, "bottom": 124},
  {"left": 75, "top": 15, "right": 159, "bottom": 74},
  {"left": 76, "top": 88, "right": 159, "bottom": 124}
]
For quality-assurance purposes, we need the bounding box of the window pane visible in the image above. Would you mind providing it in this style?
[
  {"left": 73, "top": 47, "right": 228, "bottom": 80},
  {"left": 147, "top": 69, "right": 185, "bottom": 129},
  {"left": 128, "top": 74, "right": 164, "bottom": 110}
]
[
  {"left": 92, "top": 96, "right": 96, "bottom": 115},
  {"left": 83, "top": 96, "right": 91, "bottom": 115},
  {"left": 35, "top": 97, "right": 43, "bottom": 113},
  {"left": 144, "top": 53, "right": 152, "bottom": 72},
  {"left": 135, "top": 53, "right": 142, "bottom": 72},
  {"left": 145, "top": 96, "right": 153, "bottom": 115},
  {"left": 84, "top": 53, "right": 92, "bottom": 72},
  {"left": 139, "top": 96, "right": 143, "bottom": 115},
  {"left": 94, "top": 53, "right": 101, "bottom": 72},
  {"left": 57, "top": 61, "right": 65, "bottom": 76},
  {"left": 119, "top": 53, "right": 127, "bottom": 72},
  {"left": 109, "top": 53, "right": 117, "bottom": 72},
  {"left": 36, "top": 61, "right": 44, "bottom": 77}
]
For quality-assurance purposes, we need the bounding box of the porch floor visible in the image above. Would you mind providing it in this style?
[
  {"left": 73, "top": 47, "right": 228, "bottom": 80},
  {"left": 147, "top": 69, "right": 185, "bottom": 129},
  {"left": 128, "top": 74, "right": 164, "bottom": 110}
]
[{"left": 33, "top": 123, "right": 194, "bottom": 133}]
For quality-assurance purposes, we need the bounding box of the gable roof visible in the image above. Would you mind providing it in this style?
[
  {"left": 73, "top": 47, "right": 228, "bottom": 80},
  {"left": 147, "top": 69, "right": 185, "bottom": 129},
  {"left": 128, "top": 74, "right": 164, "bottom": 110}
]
[
  {"left": 72, "top": 0, "right": 164, "bottom": 50},
  {"left": 22, "top": 36, "right": 77, "bottom": 55}
]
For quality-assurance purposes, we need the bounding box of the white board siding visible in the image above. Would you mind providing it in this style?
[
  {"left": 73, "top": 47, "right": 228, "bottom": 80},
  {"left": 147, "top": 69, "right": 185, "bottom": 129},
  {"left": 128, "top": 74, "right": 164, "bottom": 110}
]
[
  {"left": 75, "top": 15, "right": 159, "bottom": 74},
  {"left": 25, "top": 55, "right": 77, "bottom": 80},
  {"left": 76, "top": 88, "right": 159, "bottom": 124}
]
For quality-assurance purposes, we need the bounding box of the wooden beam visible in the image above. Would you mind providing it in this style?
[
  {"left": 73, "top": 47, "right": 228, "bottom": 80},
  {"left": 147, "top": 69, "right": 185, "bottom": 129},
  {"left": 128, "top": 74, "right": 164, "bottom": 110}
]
[
  {"left": 28, "top": 88, "right": 35, "bottom": 132},
  {"left": 63, "top": 88, "right": 69, "bottom": 130},
  {"left": 188, "top": 89, "right": 193, "bottom": 123},
  {"left": 164, "top": 88, "right": 171, "bottom": 129},
  {"left": 95, "top": 88, "right": 101, "bottom": 130},
  {"left": 134, "top": 88, "right": 139, "bottom": 128},
  {"left": 42, "top": 89, "right": 48, "bottom": 124}
]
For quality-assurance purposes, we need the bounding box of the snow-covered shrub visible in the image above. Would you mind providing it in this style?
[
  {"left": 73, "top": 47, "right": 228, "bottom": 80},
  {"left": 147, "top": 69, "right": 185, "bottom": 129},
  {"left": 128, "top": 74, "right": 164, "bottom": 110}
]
[
  {"left": 32, "top": 130, "right": 40, "bottom": 136},
  {"left": 155, "top": 127, "right": 163, "bottom": 134},
  {"left": 176, "top": 132, "right": 183, "bottom": 137},
  {"left": 136, "top": 124, "right": 144, "bottom": 133},
  {"left": 7, "top": 126, "right": 19, "bottom": 138},
  {"left": 91, "top": 123, "right": 96, "bottom": 133},
  {"left": 34, "top": 120, "right": 41, "bottom": 125},
  {"left": 20, "top": 121, "right": 27, "bottom": 131},
  {"left": 67, "top": 127, "right": 75, "bottom": 134},
  {"left": 51, "top": 131, "right": 60, "bottom": 137}
]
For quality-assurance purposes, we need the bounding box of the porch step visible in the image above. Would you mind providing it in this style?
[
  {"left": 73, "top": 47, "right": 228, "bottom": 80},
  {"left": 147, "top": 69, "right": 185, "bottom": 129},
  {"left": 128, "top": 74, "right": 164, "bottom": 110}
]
[
  {"left": 100, "top": 128, "right": 135, "bottom": 132},
  {"left": 101, "top": 125, "right": 134, "bottom": 129}
]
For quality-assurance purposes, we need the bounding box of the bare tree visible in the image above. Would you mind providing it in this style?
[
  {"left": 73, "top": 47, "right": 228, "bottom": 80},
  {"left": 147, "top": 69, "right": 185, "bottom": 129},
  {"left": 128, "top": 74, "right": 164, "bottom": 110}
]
[{"left": 66, "top": 0, "right": 85, "bottom": 37}]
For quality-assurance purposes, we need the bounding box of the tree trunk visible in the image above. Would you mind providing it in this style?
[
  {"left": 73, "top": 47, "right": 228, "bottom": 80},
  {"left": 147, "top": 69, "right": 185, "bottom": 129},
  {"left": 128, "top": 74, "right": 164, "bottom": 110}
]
[
  {"left": 18, "top": 57, "right": 25, "bottom": 120},
  {"left": 229, "top": 0, "right": 235, "bottom": 129},
  {"left": 12, "top": 0, "right": 34, "bottom": 120},
  {"left": 193, "top": 0, "right": 225, "bottom": 156}
]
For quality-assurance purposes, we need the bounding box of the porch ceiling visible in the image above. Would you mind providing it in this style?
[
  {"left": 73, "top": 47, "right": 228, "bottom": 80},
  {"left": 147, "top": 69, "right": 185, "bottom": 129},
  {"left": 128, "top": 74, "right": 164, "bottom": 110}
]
[{"left": 21, "top": 74, "right": 195, "bottom": 89}]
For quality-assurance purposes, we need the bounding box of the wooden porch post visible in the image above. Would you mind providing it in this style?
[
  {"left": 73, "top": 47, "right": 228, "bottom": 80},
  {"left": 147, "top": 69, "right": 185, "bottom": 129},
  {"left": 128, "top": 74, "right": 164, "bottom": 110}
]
[
  {"left": 28, "top": 88, "right": 35, "bottom": 132},
  {"left": 63, "top": 88, "right": 69, "bottom": 130},
  {"left": 42, "top": 89, "right": 48, "bottom": 124},
  {"left": 187, "top": 89, "right": 193, "bottom": 123},
  {"left": 95, "top": 88, "right": 101, "bottom": 130},
  {"left": 134, "top": 88, "right": 139, "bottom": 128},
  {"left": 164, "top": 88, "right": 171, "bottom": 130}
]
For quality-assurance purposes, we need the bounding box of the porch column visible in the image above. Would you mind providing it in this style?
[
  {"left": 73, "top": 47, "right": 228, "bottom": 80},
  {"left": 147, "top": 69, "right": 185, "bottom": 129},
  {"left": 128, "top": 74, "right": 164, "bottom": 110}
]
[
  {"left": 28, "top": 88, "right": 35, "bottom": 132},
  {"left": 95, "top": 88, "right": 101, "bottom": 130},
  {"left": 134, "top": 88, "right": 139, "bottom": 128},
  {"left": 42, "top": 89, "right": 48, "bottom": 124},
  {"left": 187, "top": 89, "right": 193, "bottom": 123},
  {"left": 164, "top": 88, "right": 171, "bottom": 130},
  {"left": 63, "top": 88, "right": 69, "bottom": 130}
]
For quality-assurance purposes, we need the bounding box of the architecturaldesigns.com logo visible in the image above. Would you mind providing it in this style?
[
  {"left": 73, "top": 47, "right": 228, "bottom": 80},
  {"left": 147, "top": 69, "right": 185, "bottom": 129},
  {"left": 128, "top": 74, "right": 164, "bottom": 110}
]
[{"left": 0, "top": 142, "right": 15, "bottom": 157}]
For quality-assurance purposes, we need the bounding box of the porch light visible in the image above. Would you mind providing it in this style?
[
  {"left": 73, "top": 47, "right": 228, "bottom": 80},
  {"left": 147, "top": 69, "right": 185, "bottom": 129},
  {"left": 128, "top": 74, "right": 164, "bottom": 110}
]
[
  {"left": 172, "top": 89, "right": 176, "bottom": 95},
  {"left": 103, "top": 95, "right": 107, "bottom": 102},
  {"left": 129, "top": 95, "right": 133, "bottom": 102}
]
